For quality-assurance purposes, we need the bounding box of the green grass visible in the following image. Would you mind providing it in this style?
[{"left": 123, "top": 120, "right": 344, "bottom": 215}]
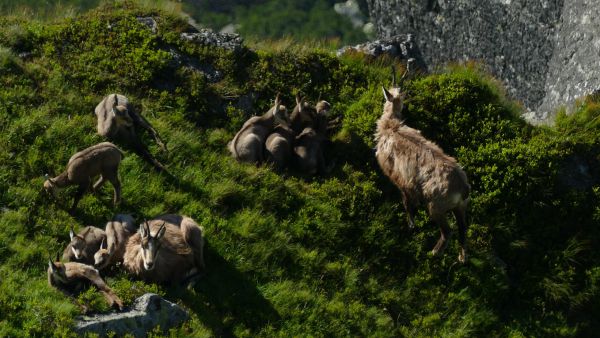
[{"left": 0, "top": 2, "right": 599, "bottom": 337}]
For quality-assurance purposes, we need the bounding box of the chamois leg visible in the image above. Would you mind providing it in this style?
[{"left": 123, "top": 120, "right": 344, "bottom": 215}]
[
  {"left": 431, "top": 213, "right": 451, "bottom": 256},
  {"left": 401, "top": 191, "right": 416, "bottom": 229},
  {"left": 93, "top": 176, "right": 106, "bottom": 193},
  {"left": 453, "top": 206, "right": 469, "bottom": 263},
  {"left": 71, "top": 181, "right": 89, "bottom": 211},
  {"left": 104, "top": 170, "right": 121, "bottom": 206}
]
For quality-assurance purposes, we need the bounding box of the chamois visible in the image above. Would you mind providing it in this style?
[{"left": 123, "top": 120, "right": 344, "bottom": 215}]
[
  {"left": 229, "top": 95, "right": 290, "bottom": 164},
  {"left": 293, "top": 100, "right": 332, "bottom": 175},
  {"left": 290, "top": 96, "right": 315, "bottom": 135},
  {"left": 43, "top": 142, "right": 123, "bottom": 210},
  {"left": 375, "top": 64, "right": 471, "bottom": 263},
  {"left": 122, "top": 215, "right": 205, "bottom": 284},
  {"left": 62, "top": 226, "right": 106, "bottom": 265},
  {"left": 94, "top": 214, "right": 137, "bottom": 270},
  {"left": 48, "top": 257, "right": 123, "bottom": 311},
  {"left": 265, "top": 124, "right": 295, "bottom": 171},
  {"left": 95, "top": 94, "right": 167, "bottom": 172}
]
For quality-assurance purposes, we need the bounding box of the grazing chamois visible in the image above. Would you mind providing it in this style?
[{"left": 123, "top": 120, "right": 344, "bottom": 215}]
[
  {"left": 94, "top": 214, "right": 137, "bottom": 270},
  {"left": 62, "top": 226, "right": 106, "bottom": 265},
  {"left": 43, "top": 142, "right": 123, "bottom": 210},
  {"left": 95, "top": 94, "right": 167, "bottom": 172},
  {"left": 375, "top": 64, "right": 471, "bottom": 263},
  {"left": 122, "top": 215, "right": 205, "bottom": 285},
  {"left": 229, "top": 95, "right": 290, "bottom": 164},
  {"left": 48, "top": 257, "right": 123, "bottom": 311}
]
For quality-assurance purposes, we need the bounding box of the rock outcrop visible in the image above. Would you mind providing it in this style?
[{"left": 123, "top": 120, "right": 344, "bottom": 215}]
[
  {"left": 366, "top": 0, "right": 600, "bottom": 122},
  {"left": 74, "top": 293, "right": 189, "bottom": 337},
  {"left": 337, "top": 34, "right": 426, "bottom": 71}
]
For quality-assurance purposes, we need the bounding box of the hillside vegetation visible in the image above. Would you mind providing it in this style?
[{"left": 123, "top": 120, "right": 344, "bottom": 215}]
[{"left": 0, "top": 2, "right": 599, "bottom": 337}]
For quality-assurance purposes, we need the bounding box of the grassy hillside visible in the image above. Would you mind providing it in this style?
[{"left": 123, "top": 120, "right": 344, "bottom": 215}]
[{"left": 0, "top": 2, "right": 599, "bottom": 337}]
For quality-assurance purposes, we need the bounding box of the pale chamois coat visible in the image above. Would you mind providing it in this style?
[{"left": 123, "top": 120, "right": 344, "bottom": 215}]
[
  {"left": 43, "top": 142, "right": 123, "bottom": 210},
  {"left": 122, "top": 215, "right": 205, "bottom": 284},
  {"left": 95, "top": 94, "right": 167, "bottom": 172},
  {"left": 94, "top": 214, "right": 137, "bottom": 270},
  {"left": 375, "top": 83, "right": 471, "bottom": 263},
  {"left": 229, "top": 95, "right": 290, "bottom": 164},
  {"left": 62, "top": 226, "right": 106, "bottom": 265},
  {"left": 48, "top": 259, "right": 123, "bottom": 311}
]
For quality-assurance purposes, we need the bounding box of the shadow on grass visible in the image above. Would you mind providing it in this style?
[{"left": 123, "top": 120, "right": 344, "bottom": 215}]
[{"left": 171, "top": 242, "right": 281, "bottom": 337}]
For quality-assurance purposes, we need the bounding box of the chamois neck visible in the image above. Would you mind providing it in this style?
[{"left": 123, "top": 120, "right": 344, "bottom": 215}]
[{"left": 52, "top": 172, "right": 70, "bottom": 187}]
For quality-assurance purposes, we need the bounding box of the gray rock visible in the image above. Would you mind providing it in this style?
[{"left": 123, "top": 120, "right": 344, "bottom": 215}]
[
  {"left": 181, "top": 29, "right": 244, "bottom": 53},
  {"left": 166, "top": 46, "right": 223, "bottom": 83},
  {"left": 74, "top": 293, "right": 189, "bottom": 337},
  {"left": 136, "top": 17, "right": 158, "bottom": 34},
  {"left": 366, "top": 0, "right": 600, "bottom": 123},
  {"left": 337, "top": 34, "right": 426, "bottom": 70}
]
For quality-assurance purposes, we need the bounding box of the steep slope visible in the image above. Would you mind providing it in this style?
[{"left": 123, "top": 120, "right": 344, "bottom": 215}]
[{"left": 0, "top": 2, "right": 599, "bottom": 337}]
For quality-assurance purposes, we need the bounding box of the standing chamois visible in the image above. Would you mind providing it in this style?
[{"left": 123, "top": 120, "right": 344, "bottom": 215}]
[
  {"left": 62, "top": 225, "right": 106, "bottom": 265},
  {"left": 94, "top": 214, "right": 137, "bottom": 270},
  {"left": 122, "top": 215, "right": 205, "bottom": 285},
  {"left": 229, "top": 94, "right": 290, "bottom": 164},
  {"left": 95, "top": 94, "right": 167, "bottom": 172},
  {"left": 48, "top": 256, "right": 123, "bottom": 311},
  {"left": 375, "top": 64, "right": 471, "bottom": 263},
  {"left": 43, "top": 142, "right": 123, "bottom": 210}
]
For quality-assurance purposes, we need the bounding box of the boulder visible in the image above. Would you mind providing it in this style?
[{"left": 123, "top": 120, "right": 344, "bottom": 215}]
[
  {"left": 181, "top": 29, "right": 244, "bottom": 53},
  {"left": 337, "top": 34, "right": 426, "bottom": 71},
  {"left": 74, "top": 293, "right": 189, "bottom": 337}
]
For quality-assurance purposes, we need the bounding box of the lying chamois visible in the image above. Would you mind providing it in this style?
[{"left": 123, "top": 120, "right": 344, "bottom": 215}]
[
  {"left": 375, "top": 63, "right": 471, "bottom": 263},
  {"left": 265, "top": 123, "right": 295, "bottom": 171},
  {"left": 95, "top": 94, "right": 167, "bottom": 172},
  {"left": 62, "top": 226, "right": 106, "bottom": 265},
  {"left": 122, "top": 215, "right": 205, "bottom": 284},
  {"left": 293, "top": 100, "right": 332, "bottom": 175},
  {"left": 48, "top": 257, "right": 123, "bottom": 311},
  {"left": 94, "top": 214, "right": 137, "bottom": 270},
  {"left": 229, "top": 95, "right": 290, "bottom": 164},
  {"left": 43, "top": 142, "right": 123, "bottom": 210}
]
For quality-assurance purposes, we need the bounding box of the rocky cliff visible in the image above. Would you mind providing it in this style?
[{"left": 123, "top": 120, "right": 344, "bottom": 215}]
[{"left": 366, "top": 0, "right": 600, "bottom": 122}]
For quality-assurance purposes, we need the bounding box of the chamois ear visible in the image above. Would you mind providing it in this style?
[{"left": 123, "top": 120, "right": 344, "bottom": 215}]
[
  {"left": 295, "top": 94, "right": 303, "bottom": 112},
  {"left": 382, "top": 87, "right": 394, "bottom": 102},
  {"left": 100, "top": 238, "right": 106, "bottom": 250},
  {"left": 272, "top": 93, "right": 281, "bottom": 117},
  {"left": 69, "top": 226, "right": 75, "bottom": 241},
  {"left": 140, "top": 220, "right": 148, "bottom": 237},
  {"left": 48, "top": 258, "right": 57, "bottom": 272},
  {"left": 156, "top": 222, "right": 167, "bottom": 240}
]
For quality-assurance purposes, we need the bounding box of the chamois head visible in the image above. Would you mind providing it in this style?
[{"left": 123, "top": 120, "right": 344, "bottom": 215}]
[
  {"left": 43, "top": 175, "right": 59, "bottom": 197},
  {"left": 271, "top": 94, "right": 290, "bottom": 127},
  {"left": 111, "top": 94, "right": 131, "bottom": 127},
  {"left": 48, "top": 254, "right": 68, "bottom": 284},
  {"left": 69, "top": 226, "right": 87, "bottom": 260},
  {"left": 382, "top": 60, "right": 413, "bottom": 119},
  {"left": 93, "top": 238, "right": 109, "bottom": 268},
  {"left": 315, "top": 100, "right": 331, "bottom": 117},
  {"left": 139, "top": 221, "right": 167, "bottom": 271}
]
